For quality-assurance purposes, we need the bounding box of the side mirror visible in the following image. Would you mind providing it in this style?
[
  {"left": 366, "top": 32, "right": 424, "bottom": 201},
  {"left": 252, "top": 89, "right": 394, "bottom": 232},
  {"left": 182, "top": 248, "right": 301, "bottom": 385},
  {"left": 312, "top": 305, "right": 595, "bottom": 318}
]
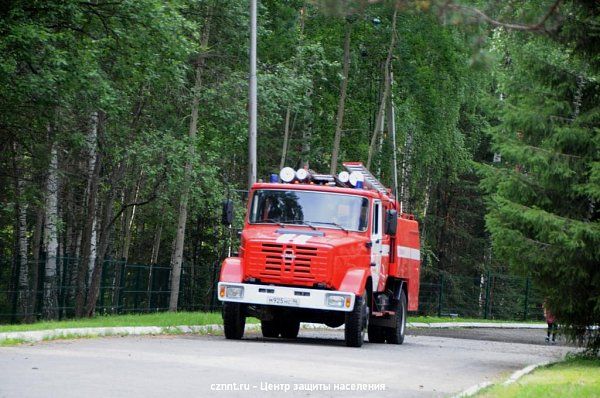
[
  {"left": 221, "top": 199, "right": 234, "bottom": 226},
  {"left": 385, "top": 209, "right": 397, "bottom": 236}
]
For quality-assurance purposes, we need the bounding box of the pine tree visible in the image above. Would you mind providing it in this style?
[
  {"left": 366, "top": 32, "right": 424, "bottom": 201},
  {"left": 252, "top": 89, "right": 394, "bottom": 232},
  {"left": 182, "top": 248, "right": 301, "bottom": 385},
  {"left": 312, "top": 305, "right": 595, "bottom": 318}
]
[{"left": 482, "top": 3, "right": 600, "bottom": 350}]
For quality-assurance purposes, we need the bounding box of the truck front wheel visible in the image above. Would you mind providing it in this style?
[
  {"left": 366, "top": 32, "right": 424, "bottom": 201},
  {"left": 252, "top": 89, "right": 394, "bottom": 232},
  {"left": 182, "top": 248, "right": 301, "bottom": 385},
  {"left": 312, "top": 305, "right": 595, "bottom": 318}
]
[
  {"left": 223, "top": 302, "right": 246, "bottom": 339},
  {"left": 345, "top": 294, "right": 368, "bottom": 347},
  {"left": 386, "top": 290, "right": 407, "bottom": 344}
]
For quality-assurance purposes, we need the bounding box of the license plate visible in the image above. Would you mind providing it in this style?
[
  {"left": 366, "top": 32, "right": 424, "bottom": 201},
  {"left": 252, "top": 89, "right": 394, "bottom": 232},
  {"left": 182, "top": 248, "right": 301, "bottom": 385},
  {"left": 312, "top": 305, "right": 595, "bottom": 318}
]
[{"left": 267, "top": 296, "right": 299, "bottom": 306}]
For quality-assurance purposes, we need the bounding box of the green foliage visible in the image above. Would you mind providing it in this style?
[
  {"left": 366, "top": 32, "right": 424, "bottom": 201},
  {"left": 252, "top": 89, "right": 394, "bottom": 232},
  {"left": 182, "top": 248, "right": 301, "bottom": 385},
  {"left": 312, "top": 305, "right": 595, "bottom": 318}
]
[{"left": 481, "top": 2, "right": 600, "bottom": 351}]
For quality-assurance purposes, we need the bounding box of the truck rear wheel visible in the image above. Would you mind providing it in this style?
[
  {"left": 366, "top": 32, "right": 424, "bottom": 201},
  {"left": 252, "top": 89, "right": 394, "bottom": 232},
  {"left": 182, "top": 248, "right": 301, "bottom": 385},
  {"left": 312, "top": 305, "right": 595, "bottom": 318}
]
[
  {"left": 261, "top": 320, "right": 280, "bottom": 338},
  {"left": 345, "top": 294, "right": 368, "bottom": 347},
  {"left": 386, "top": 290, "right": 407, "bottom": 344},
  {"left": 223, "top": 302, "right": 246, "bottom": 340},
  {"left": 280, "top": 320, "right": 300, "bottom": 338}
]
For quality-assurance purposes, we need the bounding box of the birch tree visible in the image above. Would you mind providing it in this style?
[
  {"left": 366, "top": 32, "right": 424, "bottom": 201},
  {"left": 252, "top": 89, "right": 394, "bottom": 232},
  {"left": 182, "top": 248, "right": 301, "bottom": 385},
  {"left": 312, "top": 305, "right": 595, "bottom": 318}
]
[
  {"left": 169, "top": 15, "right": 212, "bottom": 311},
  {"left": 43, "top": 137, "right": 59, "bottom": 320},
  {"left": 330, "top": 21, "right": 352, "bottom": 175}
]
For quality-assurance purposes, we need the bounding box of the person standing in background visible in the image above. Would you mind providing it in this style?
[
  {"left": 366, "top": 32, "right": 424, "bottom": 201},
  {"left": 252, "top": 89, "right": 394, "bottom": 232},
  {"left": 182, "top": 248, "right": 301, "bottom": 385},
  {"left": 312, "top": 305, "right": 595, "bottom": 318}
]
[{"left": 544, "top": 300, "right": 557, "bottom": 344}]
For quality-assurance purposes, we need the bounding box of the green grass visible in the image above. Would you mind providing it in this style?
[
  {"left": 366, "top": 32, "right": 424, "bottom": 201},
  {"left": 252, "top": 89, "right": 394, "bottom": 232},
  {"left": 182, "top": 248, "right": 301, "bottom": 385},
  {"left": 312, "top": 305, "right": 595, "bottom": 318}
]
[
  {"left": 407, "top": 316, "right": 543, "bottom": 324},
  {"left": 477, "top": 357, "right": 600, "bottom": 398},
  {"left": 0, "top": 338, "right": 27, "bottom": 347},
  {"left": 0, "top": 311, "right": 227, "bottom": 333},
  {"left": 0, "top": 313, "right": 540, "bottom": 334}
]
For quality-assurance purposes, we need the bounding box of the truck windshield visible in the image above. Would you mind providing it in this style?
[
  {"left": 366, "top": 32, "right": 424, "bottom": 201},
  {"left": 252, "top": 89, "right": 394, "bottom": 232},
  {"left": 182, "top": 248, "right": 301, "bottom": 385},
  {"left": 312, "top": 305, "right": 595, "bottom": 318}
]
[{"left": 249, "top": 190, "right": 369, "bottom": 232}]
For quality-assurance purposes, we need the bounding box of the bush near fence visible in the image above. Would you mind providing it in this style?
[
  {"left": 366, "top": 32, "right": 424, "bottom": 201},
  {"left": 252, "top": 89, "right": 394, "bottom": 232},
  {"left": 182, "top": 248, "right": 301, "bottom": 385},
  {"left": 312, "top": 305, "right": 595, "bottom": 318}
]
[{"left": 1, "top": 256, "right": 544, "bottom": 323}]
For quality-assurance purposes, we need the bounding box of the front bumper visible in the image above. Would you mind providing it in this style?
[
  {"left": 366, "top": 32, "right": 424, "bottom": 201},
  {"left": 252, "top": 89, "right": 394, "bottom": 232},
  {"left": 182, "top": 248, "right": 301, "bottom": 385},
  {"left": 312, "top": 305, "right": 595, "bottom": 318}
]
[{"left": 217, "top": 282, "right": 356, "bottom": 312}]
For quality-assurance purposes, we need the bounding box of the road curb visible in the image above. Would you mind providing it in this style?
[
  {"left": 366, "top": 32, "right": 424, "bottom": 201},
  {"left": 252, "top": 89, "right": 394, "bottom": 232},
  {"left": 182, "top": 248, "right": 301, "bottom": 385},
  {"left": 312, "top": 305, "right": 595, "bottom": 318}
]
[
  {"left": 0, "top": 321, "right": 544, "bottom": 344},
  {"left": 0, "top": 323, "right": 262, "bottom": 344},
  {"left": 451, "top": 360, "right": 553, "bottom": 397}
]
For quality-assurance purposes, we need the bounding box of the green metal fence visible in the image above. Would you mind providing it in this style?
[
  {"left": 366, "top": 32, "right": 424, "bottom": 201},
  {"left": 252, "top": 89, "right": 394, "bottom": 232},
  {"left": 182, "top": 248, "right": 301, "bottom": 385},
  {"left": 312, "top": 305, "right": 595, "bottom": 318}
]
[
  {"left": 0, "top": 256, "right": 222, "bottom": 323},
  {"left": 1, "top": 256, "right": 545, "bottom": 323},
  {"left": 418, "top": 268, "right": 545, "bottom": 321}
]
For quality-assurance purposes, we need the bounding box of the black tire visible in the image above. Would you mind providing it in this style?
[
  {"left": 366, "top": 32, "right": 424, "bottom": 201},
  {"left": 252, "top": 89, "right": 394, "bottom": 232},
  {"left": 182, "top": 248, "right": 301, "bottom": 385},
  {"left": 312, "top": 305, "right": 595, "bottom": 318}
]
[
  {"left": 280, "top": 319, "right": 300, "bottom": 338},
  {"left": 345, "top": 294, "right": 368, "bottom": 347},
  {"left": 261, "top": 319, "right": 280, "bottom": 338},
  {"left": 386, "top": 290, "right": 407, "bottom": 344},
  {"left": 223, "top": 302, "right": 246, "bottom": 340},
  {"left": 368, "top": 324, "right": 386, "bottom": 343}
]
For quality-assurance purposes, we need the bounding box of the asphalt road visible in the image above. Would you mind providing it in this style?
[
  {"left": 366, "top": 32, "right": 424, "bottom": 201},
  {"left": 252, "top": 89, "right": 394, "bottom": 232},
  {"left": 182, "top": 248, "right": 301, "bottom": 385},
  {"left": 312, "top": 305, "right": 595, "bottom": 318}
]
[{"left": 0, "top": 327, "right": 574, "bottom": 398}]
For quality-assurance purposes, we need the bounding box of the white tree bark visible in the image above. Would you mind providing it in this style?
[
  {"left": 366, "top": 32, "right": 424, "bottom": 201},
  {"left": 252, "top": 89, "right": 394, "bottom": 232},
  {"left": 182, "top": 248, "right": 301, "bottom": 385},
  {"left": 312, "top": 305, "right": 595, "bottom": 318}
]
[
  {"left": 43, "top": 140, "right": 59, "bottom": 320},
  {"left": 86, "top": 112, "right": 98, "bottom": 286},
  {"left": 16, "top": 172, "right": 29, "bottom": 320},
  {"left": 400, "top": 129, "right": 414, "bottom": 213},
  {"left": 169, "top": 16, "right": 211, "bottom": 311},
  {"left": 279, "top": 107, "right": 292, "bottom": 169},
  {"left": 330, "top": 22, "right": 352, "bottom": 175}
]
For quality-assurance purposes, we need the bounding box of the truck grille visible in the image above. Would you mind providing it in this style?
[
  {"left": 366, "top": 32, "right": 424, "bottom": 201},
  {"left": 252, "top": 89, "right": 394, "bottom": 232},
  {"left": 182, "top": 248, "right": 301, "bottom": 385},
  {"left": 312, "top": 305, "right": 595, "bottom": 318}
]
[{"left": 245, "top": 242, "right": 329, "bottom": 286}]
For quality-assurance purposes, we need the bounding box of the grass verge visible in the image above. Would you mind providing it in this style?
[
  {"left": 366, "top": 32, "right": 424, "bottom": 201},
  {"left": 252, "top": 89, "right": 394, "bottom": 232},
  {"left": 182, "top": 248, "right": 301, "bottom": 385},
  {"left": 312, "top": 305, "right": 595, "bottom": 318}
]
[
  {"left": 407, "top": 316, "right": 542, "bottom": 324},
  {"left": 0, "top": 313, "right": 540, "bottom": 335},
  {"left": 477, "top": 356, "right": 600, "bottom": 398},
  {"left": 0, "top": 311, "right": 227, "bottom": 333}
]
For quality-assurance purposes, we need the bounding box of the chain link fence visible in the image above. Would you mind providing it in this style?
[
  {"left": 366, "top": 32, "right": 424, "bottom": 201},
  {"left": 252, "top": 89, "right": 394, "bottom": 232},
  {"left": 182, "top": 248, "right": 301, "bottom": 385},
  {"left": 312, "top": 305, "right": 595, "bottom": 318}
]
[{"left": 1, "top": 257, "right": 545, "bottom": 323}]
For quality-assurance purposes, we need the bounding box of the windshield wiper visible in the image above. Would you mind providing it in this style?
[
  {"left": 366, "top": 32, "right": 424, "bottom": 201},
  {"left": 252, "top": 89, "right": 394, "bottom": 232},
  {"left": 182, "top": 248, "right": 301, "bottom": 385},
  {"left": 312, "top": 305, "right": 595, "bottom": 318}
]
[
  {"left": 310, "top": 221, "right": 348, "bottom": 233},
  {"left": 261, "top": 218, "right": 285, "bottom": 227},
  {"left": 283, "top": 219, "right": 317, "bottom": 230}
]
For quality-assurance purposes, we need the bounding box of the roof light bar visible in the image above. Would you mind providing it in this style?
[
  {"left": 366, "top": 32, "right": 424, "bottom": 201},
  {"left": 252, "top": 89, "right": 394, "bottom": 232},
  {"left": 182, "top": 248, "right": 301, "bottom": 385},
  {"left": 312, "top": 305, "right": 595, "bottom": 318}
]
[
  {"left": 296, "top": 168, "right": 309, "bottom": 181},
  {"left": 279, "top": 167, "right": 295, "bottom": 183}
]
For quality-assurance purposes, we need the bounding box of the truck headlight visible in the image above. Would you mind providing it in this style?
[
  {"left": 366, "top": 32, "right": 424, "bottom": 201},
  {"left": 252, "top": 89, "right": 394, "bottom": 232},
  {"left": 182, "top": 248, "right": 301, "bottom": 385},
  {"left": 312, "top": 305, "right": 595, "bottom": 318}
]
[
  {"left": 223, "top": 286, "right": 244, "bottom": 299},
  {"left": 326, "top": 294, "right": 351, "bottom": 308}
]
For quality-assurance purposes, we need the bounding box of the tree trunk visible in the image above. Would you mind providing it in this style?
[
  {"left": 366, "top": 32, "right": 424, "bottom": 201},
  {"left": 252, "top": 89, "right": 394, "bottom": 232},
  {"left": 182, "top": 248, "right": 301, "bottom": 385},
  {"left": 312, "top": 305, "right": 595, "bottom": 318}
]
[
  {"left": 30, "top": 206, "right": 43, "bottom": 319},
  {"left": 12, "top": 144, "right": 30, "bottom": 321},
  {"left": 75, "top": 112, "right": 101, "bottom": 317},
  {"left": 43, "top": 137, "right": 59, "bottom": 320},
  {"left": 280, "top": 5, "right": 307, "bottom": 170},
  {"left": 330, "top": 22, "right": 352, "bottom": 175},
  {"left": 16, "top": 178, "right": 29, "bottom": 320},
  {"left": 86, "top": 163, "right": 122, "bottom": 317},
  {"left": 120, "top": 171, "right": 142, "bottom": 262},
  {"left": 151, "top": 219, "right": 163, "bottom": 265},
  {"left": 279, "top": 107, "right": 292, "bottom": 169},
  {"left": 400, "top": 129, "right": 414, "bottom": 213},
  {"left": 169, "top": 16, "right": 211, "bottom": 312},
  {"left": 367, "top": 6, "right": 398, "bottom": 170}
]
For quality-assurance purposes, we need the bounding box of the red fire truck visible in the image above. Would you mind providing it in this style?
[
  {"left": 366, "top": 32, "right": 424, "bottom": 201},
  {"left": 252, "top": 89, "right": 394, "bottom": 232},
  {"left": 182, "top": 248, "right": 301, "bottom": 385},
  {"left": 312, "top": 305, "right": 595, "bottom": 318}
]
[{"left": 218, "top": 162, "right": 420, "bottom": 347}]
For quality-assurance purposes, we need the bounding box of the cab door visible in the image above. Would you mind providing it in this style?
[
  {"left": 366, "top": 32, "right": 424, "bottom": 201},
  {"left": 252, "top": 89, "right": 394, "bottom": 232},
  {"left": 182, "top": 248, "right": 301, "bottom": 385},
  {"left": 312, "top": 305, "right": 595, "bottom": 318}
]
[{"left": 371, "top": 200, "right": 383, "bottom": 292}]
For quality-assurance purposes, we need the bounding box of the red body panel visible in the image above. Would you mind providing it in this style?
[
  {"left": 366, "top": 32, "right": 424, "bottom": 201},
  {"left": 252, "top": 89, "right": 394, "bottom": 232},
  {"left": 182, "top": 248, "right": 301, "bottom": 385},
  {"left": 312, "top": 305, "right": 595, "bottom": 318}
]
[
  {"left": 390, "top": 216, "right": 421, "bottom": 311},
  {"left": 219, "top": 257, "right": 243, "bottom": 283}
]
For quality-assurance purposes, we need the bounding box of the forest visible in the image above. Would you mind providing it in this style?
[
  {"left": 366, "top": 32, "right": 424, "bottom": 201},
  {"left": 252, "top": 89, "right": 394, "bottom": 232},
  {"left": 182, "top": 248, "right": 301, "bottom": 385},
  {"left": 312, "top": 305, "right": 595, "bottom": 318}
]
[{"left": 0, "top": 1, "right": 598, "bottom": 348}]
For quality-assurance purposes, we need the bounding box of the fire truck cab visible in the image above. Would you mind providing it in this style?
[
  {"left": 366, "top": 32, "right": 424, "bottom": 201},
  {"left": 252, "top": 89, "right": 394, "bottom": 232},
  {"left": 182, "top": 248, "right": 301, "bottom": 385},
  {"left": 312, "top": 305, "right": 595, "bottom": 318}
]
[{"left": 218, "top": 162, "right": 420, "bottom": 347}]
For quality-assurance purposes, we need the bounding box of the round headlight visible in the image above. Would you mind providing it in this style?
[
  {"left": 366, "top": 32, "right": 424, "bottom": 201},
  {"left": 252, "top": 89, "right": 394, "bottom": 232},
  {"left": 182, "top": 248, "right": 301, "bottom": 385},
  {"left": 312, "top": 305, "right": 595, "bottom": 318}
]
[
  {"left": 296, "top": 168, "right": 309, "bottom": 181},
  {"left": 338, "top": 171, "right": 350, "bottom": 183},
  {"left": 279, "top": 167, "right": 295, "bottom": 183}
]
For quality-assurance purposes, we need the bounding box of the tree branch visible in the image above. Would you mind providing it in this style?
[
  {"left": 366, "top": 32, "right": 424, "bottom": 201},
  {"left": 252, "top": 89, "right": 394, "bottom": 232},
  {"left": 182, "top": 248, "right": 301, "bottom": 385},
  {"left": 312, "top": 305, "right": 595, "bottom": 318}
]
[{"left": 443, "top": 0, "right": 563, "bottom": 32}]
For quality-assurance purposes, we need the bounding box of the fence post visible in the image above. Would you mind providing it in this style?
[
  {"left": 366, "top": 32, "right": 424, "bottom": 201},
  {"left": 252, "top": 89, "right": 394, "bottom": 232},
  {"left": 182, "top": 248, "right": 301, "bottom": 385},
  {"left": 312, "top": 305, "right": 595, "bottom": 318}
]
[
  {"left": 523, "top": 276, "right": 530, "bottom": 321},
  {"left": 147, "top": 263, "right": 155, "bottom": 312},
  {"left": 437, "top": 273, "right": 444, "bottom": 317},
  {"left": 118, "top": 263, "right": 126, "bottom": 314},
  {"left": 484, "top": 271, "right": 491, "bottom": 319}
]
